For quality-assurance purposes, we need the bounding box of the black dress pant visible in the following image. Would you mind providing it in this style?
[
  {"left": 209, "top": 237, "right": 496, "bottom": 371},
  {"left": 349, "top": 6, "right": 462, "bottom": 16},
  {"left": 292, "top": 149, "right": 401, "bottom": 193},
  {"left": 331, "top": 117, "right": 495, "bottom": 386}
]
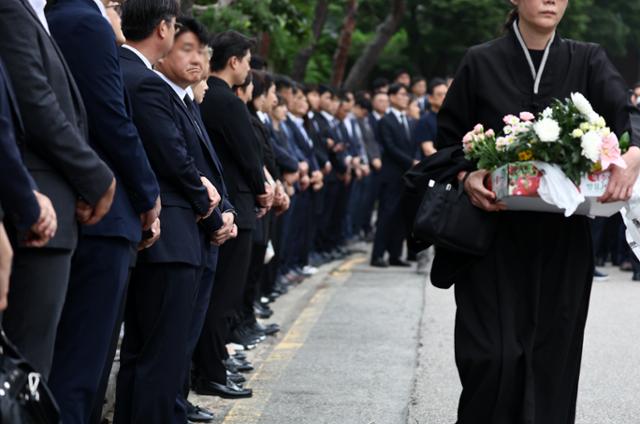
[
  {"left": 49, "top": 235, "right": 132, "bottom": 424},
  {"left": 454, "top": 212, "right": 592, "bottom": 424},
  {"left": 371, "top": 178, "right": 405, "bottom": 260},
  {"left": 194, "top": 230, "right": 253, "bottom": 384},
  {"left": 114, "top": 262, "right": 199, "bottom": 424},
  {"left": 3, "top": 247, "right": 72, "bottom": 377}
]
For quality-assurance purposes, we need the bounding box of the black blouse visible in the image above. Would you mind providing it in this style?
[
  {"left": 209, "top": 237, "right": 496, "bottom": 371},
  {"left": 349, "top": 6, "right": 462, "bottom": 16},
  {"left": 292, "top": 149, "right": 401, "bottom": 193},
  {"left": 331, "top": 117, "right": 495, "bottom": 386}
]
[{"left": 436, "top": 28, "right": 640, "bottom": 152}]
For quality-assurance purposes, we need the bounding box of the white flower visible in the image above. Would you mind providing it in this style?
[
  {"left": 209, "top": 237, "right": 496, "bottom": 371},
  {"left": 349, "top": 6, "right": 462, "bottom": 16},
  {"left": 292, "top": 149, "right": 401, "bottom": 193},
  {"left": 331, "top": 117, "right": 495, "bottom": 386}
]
[
  {"left": 588, "top": 111, "right": 600, "bottom": 124},
  {"left": 580, "top": 130, "right": 602, "bottom": 162},
  {"left": 542, "top": 107, "right": 553, "bottom": 118},
  {"left": 571, "top": 128, "right": 584, "bottom": 138},
  {"left": 496, "top": 136, "right": 515, "bottom": 152},
  {"left": 533, "top": 118, "right": 561, "bottom": 143},
  {"left": 571, "top": 92, "right": 596, "bottom": 119}
]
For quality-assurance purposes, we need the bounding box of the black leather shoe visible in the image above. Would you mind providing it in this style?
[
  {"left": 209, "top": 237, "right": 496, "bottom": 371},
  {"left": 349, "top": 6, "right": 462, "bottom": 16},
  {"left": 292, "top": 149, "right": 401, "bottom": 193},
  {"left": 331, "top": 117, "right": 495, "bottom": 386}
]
[
  {"left": 253, "top": 301, "right": 273, "bottom": 319},
  {"left": 186, "top": 401, "right": 214, "bottom": 423},
  {"left": 227, "top": 370, "right": 246, "bottom": 384},
  {"left": 389, "top": 258, "right": 411, "bottom": 267},
  {"left": 225, "top": 356, "right": 254, "bottom": 373},
  {"left": 194, "top": 378, "right": 253, "bottom": 399},
  {"left": 370, "top": 257, "right": 388, "bottom": 268}
]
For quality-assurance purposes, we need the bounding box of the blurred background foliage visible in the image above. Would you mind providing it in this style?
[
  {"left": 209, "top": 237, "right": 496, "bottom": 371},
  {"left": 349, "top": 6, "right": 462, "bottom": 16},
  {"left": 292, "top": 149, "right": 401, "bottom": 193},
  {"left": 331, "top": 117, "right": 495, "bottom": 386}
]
[{"left": 185, "top": 0, "right": 640, "bottom": 89}]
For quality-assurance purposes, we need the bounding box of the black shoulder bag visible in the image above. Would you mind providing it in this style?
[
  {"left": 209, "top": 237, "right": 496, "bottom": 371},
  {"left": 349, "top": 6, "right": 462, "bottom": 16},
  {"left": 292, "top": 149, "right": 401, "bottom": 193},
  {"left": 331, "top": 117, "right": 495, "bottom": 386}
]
[
  {"left": 0, "top": 329, "right": 60, "bottom": 424},
  {"left": 412, "top": 175, "right": 496, "bottom": 256}
]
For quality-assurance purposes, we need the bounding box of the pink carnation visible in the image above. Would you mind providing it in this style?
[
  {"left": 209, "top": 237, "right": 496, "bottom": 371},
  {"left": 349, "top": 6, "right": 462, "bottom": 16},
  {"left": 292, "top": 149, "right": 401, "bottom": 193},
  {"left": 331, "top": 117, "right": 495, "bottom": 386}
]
[
  {"left": 503, "top": 114, "right": 519, "bottom": 125},
  {"left": 485, "top": 129, "right": 495, "bottom": 138},
  {"left": 599, "top": 132, "right": 627, "bottom": 170},
  {"left": 473, "top": 124, "right": 484, "bottom": 134},
  {"left": 519, "top": 111, "right": 535, "bottom": 121},
  {"left": 462, "top": 131, "right": 474, "bottom": 152}
]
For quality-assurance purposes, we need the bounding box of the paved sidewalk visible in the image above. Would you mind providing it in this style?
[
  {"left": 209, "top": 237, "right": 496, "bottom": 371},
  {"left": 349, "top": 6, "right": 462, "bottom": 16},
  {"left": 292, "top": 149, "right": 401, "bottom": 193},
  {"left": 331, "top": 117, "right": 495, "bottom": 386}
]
[{"left": 408, "top": 265, "right": 640, "bottom": 424}]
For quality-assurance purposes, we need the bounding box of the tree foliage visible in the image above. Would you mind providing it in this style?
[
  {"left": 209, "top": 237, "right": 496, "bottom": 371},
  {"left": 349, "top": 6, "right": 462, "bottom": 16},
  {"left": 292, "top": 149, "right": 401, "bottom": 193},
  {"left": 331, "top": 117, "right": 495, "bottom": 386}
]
[{"left": 192, "top": 0, "right": 640, "bottom": 86}]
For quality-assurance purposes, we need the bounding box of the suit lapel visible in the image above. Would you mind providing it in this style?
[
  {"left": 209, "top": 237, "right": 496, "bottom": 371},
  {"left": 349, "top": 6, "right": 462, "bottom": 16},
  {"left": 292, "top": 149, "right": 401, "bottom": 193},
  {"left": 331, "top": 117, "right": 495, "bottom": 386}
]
[{"left": 19, "top": 0, "right": 88, "bottom": 135}]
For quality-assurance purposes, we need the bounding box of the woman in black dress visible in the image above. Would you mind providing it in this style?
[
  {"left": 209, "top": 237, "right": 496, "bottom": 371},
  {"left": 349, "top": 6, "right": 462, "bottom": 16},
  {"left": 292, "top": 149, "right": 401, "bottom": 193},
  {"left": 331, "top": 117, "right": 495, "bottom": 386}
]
[{"left": 435, "top": 1, "right": 640, "bottom": 422}]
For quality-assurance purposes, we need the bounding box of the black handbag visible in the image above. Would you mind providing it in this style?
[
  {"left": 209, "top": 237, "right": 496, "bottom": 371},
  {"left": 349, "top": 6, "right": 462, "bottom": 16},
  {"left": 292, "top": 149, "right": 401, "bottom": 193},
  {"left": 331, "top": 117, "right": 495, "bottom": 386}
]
[
  {"left": 0, "top": 329, "right": 60, "bottom": 424},
  {"left": 412, "top": 178, "right": 496, "bottom": 256}
]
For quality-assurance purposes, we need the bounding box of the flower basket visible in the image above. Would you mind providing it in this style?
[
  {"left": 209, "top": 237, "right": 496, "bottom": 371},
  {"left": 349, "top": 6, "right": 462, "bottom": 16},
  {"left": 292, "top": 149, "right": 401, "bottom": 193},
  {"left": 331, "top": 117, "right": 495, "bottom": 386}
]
[{"left": 490, "top": 161, "right": 624, "bottom": 217}]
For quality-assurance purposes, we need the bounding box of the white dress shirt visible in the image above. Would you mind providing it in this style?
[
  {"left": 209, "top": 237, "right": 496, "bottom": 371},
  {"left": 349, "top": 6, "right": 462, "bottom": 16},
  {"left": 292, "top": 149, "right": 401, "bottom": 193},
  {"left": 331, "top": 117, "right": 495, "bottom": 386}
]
[
  {"left": 121, "top": 44, "right": 153, "bottom": 70},
  {"left": 27, "top": 0, "right": 50, "bottom": 34},
  {"left": 92, "top": 0, "right": 108, "bottom": 19},
  {"left": 154, "top": 71, "right": 187, "bottom": 104}
]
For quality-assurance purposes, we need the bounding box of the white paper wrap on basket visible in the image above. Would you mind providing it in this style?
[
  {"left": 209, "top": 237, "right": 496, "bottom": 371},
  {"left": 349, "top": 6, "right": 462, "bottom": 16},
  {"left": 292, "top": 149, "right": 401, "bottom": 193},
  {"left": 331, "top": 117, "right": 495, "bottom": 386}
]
[
  {"left": 621, "top": 177, "right": 640, "bottom": 260},
  {"left": 531, "top": 161, "right": 585, "bottom": 217}
]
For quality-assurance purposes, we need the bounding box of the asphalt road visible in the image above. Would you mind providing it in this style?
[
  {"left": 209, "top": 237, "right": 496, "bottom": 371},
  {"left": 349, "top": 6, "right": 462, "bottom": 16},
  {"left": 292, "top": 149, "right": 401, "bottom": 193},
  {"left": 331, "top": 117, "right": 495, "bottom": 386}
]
[{"left": 187, "top": 252, "right": 640, "bottom": 424}]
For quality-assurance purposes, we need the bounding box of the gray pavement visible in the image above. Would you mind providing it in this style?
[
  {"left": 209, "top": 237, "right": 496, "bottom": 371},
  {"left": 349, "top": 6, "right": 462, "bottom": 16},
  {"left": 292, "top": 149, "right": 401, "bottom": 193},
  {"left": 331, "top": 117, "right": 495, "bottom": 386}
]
[
  {"left": 409, "top": 264, "right": 640, "bottom": 424},
  {"left": 196, "top": 251, "right": 426, "bottom": 424},
  {"left": 105, "top": 248, "right": 640, "bottom": 424}
]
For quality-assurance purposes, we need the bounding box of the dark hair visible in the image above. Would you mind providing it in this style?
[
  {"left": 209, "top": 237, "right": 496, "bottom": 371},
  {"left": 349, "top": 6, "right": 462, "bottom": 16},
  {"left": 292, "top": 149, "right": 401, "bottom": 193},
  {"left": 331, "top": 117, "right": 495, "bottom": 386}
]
[
  {"left": 250, "top": 55, "right": 268, "bottom": 70},
  {"left": 121, "top": 0, "right": 179, "bottom": 42},
  {"left": 232, "top": 72, "right": 253, "bottom": 92},
  {"left": 411, "top": 76, "right": 426, "bottom": 87},
  {"left": 388, "top": 83, "right": 408, "bottom": 96},
  {"left": 209, "top": 30, "right": 255, "bottom": 72},
  {"left": 290, "top": 81, "right": 303, "bottom": 96},
  {"left": 274, "top": 75, "right": 294, "bottom": 92},
  {"left": 303, "top": 83, "right": 319, "bottom": 95},
  {"left": 275, "top": 94, "right": 287, "bottom": 108},
  {"left": 371, "top": 90, "right": 388, "bottom": 100},
  {"left": 355, "top": 94, "right": 372, "bottom": 112},
  {"left": 505, "top": 8, "right": 519, "bottom": 30},
  {"left": 175, "top": 16, "right": 209, "bottom": 45},
  {"left": 427, "top": 77, "right": 447, "bottom": 95},
  {"left": 393, "top": 69, "right": 410, "bottom": 80},
  {"left": 251, "top": 70, "right": 273, "bottom": 99},
  {"left": 371, "top": 77, "right": 389, "bottom": 92},
  {"left": 318, "top": 84, "right": 336, "bottom": 97}
]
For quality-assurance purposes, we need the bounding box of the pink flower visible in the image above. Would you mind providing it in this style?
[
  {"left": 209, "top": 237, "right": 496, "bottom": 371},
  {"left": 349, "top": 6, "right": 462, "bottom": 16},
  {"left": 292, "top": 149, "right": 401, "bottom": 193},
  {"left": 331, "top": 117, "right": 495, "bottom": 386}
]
[
  {"left": 473, "top": 124, "right": 484, "bottom": 134},
  {"left": 503, "top": 114, "right": 519, "bottom": 125},
  {"left": 519, "top": 111, "right": 535, "bottom": 121},
  {"left": 485, "top": 129, "right": 495, "bottom": 138},
  {"left": 599, "top": 132, "right": 627, "bottom": 170},
  {"left": 462, "top": 132, "right": 473, "bottom": 152}
]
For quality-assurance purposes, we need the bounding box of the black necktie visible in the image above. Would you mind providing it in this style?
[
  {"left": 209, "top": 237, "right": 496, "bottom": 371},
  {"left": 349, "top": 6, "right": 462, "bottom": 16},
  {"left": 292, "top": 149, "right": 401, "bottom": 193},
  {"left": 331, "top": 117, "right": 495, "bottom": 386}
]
[
  {"left": 401, "top": 114, "right": 411, "bottom": 141},
  {"left": 183, "top": 95, "right": 205, "bottom": 140}
]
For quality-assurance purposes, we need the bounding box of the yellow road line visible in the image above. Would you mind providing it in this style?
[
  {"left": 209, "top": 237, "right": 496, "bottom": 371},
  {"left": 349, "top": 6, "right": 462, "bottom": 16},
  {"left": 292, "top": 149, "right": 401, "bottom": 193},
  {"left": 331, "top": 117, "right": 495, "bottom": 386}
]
[{"left": 221, "top": 257, "right": 365, "bottom": 424}]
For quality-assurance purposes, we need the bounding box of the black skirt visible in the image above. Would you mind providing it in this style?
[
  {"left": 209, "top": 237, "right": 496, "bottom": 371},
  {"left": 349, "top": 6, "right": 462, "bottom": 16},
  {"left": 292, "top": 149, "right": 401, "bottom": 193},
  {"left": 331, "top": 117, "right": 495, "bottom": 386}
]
[{"left": 454, "top": 211, "right": 593, "bottom": 424}]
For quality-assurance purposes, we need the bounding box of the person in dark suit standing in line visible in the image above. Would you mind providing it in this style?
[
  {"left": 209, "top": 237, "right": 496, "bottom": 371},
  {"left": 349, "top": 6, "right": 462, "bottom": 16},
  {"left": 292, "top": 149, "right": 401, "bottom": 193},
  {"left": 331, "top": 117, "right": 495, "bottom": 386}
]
[
  {"left": 0, "top": 0, "right": 116, "bottom": 377},
  {"left": 114, "top": 2, "right": 221, "bottom": 422},
  {"left": 0, "top": 56, "right": 58, "bottom": 311},
  {"left": 0, "top": 56, "right": 57, "bottom": 252},
  {"left": 193, "top": 30, "right": 274, "bottom": 399},
  {"left": 45, "top": 2, "right": 163, "bottom": 422},
  {"left": 370, "top": 83, "right": 417, "bottom": 268},
  {"left": 353, "top": 95, "right": 386, "bottom": 241},
  {"left": 160, "top": 18, "right": 237, "bottom": 424}
]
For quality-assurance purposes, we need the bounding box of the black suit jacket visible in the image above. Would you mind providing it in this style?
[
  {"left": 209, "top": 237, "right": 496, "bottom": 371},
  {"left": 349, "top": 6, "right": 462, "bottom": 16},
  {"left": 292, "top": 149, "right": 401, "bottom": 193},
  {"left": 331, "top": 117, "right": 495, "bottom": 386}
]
[
  {"left": 314, "top": 112, "right": 347, "bottom": 177},
  {"left": 379, "top": 112, "right": 416, "bottom": 182},
  {"left": 119, "top": 47, "right": 210, "bottom": 266},
  {"left": 0, "top": 0, "right": 114, "bottom": 250},
  {"left": 47, "top": 0, "right": 160, "bottom": 243},
  {"left": 0, "top": 58, "right": 40, "bottom": 230},
  {"left": 199, "top": 77, "right": 266, "bottom": 231}
]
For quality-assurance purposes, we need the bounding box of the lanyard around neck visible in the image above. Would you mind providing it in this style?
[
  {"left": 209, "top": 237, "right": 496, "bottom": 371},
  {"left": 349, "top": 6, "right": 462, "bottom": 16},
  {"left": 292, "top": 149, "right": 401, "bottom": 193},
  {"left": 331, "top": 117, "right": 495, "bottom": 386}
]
[{"left": 512, "top": 20, "right": 555, "bottom": 95}]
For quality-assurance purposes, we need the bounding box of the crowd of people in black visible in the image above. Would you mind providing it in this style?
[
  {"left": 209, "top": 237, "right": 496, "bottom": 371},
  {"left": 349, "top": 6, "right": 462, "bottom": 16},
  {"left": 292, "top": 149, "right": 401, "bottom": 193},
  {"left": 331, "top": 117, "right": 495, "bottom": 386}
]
[{"left": 0, "top": 0, "right": 451, "bottom": 423}]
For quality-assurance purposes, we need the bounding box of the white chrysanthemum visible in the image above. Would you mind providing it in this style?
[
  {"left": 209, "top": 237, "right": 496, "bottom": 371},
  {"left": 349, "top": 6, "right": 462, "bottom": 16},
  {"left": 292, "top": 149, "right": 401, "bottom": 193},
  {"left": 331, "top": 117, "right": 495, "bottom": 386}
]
[
  {"left": 533, "top": 118, "right": 561, "bottom": 143},
  {"left": 580, "top": 130, "right": 602, "bottom": 162},
  {"left": 571, "top": 92, "right": 596, "bottom": 118},
  {"left": 542, "top": 107, "right": 553, "bottom": 118}
]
